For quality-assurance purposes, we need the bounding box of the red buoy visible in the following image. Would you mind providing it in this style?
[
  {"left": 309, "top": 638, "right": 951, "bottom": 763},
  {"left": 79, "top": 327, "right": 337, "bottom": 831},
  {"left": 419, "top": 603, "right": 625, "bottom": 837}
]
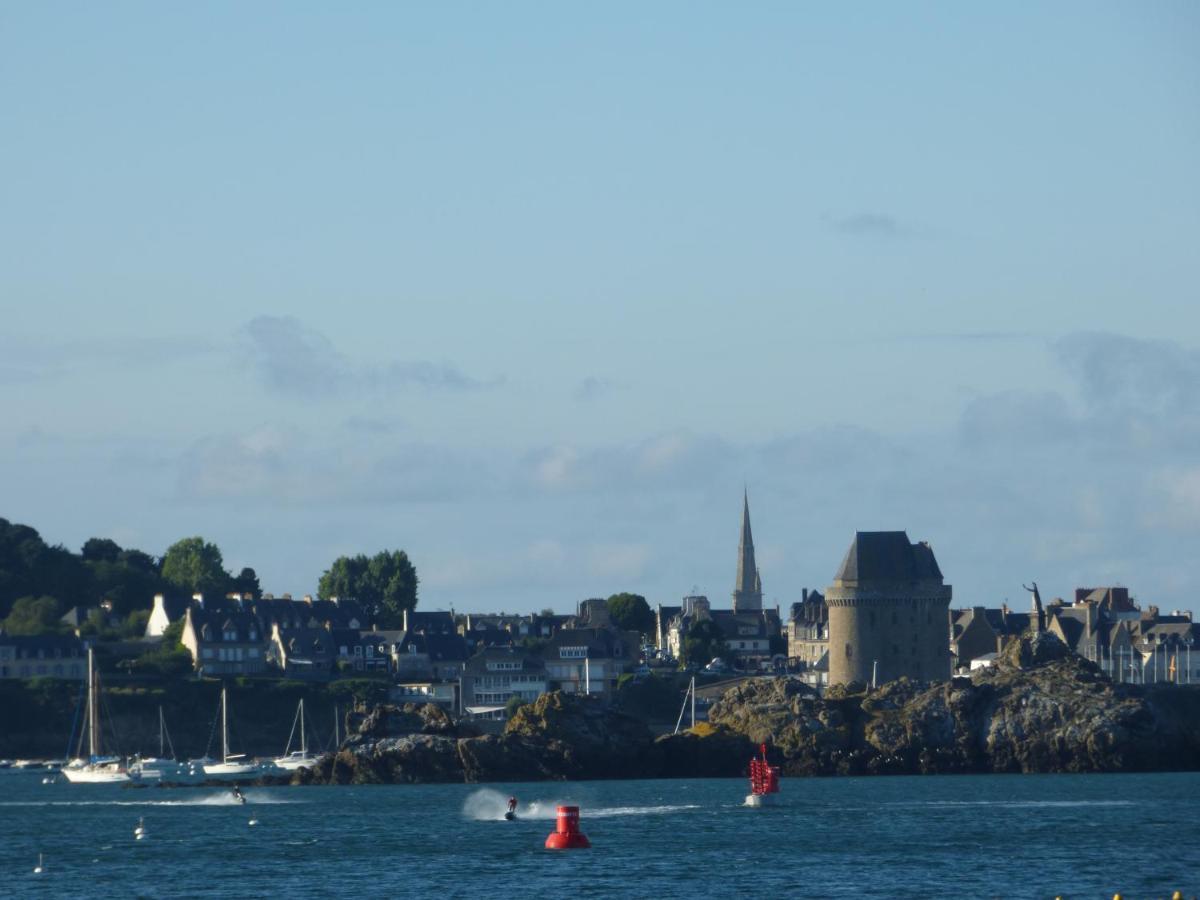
[{"left": 544, "top": 805, "right": 591, "bottom": 849}]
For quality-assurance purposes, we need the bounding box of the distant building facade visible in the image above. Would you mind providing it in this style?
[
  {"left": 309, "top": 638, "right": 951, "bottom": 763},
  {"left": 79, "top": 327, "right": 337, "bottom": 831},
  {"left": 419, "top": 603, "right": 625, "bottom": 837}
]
[
  {"left": 0, "top": 632, "right": 86, "bottom": 680},
  {"left": 826, "top": 531, "right": 953, "bottom": 686},
  {"left": 788, "top": 589, "right": 829, "bottom": 685},
  {"left": 460, "top": 646, "right": 548, "bottom": 720}
]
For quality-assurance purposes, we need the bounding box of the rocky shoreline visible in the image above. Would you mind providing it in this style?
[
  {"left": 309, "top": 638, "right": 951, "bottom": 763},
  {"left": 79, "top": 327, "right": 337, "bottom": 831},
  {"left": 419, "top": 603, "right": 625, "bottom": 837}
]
[{"left": 285, "top": 633, "right": 1200, "bottom": 785}]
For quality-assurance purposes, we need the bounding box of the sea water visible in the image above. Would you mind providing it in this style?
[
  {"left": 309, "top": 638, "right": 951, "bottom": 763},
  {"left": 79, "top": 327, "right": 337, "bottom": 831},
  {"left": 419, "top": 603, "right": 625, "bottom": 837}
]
[{"left": 2, "top": 771, "right": 1198, "bottom": 898}]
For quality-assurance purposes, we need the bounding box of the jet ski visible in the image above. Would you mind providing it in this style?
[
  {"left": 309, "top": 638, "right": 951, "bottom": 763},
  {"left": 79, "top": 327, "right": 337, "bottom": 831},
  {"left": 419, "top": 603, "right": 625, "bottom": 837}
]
[{"left": 504, "top": 811, "right": 516, "bottom": 821}]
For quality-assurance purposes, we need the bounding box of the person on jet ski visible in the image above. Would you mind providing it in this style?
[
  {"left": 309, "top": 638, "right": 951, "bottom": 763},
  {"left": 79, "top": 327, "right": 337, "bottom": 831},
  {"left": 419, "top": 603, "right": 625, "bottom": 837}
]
[
  {"left": 507, "top": 796, "right": 518, "bottom": 816},
  {"left": 232, "top": 785, "right": 245, "bottom": 804}
]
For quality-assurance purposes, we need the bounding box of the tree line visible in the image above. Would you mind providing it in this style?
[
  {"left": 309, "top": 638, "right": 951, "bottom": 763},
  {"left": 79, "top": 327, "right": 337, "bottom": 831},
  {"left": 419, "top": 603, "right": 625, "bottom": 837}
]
[{"left": 0, "top": 517, "right": 418, "bottom": 636}]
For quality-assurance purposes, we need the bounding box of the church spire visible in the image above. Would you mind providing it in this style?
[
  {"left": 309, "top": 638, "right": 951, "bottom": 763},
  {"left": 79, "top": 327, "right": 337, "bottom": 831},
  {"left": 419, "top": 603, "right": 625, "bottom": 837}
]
[{"left": 733, "top": 489, "right": 763, "bottom": 611}]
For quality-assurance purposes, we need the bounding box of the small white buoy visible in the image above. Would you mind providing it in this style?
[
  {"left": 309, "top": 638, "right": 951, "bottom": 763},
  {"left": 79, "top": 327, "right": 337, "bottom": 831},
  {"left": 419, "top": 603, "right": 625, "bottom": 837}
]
[
  {"left": 33, "top": 853, "right": 44, "bottom": 874},
  {"left": 248, "top": 818, "right": 259, "bottom": 826},
  {"left": 134, "top": 817, "right": 146, "bottom": 840}
]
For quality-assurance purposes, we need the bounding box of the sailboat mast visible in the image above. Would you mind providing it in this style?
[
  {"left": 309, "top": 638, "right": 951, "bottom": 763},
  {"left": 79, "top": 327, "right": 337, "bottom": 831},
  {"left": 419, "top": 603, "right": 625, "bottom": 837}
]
[
  {"left": 158, "top": 706, "right": 165, "bottom": 758},
  {"left": 87, "top": 646, "right": 97, "bottom": 759},
  {"left": 300, "top": 699, "right": 306, "bottom": 754},
  {"left": 222, "top": 687, "right": 229, "bottom": 763}
]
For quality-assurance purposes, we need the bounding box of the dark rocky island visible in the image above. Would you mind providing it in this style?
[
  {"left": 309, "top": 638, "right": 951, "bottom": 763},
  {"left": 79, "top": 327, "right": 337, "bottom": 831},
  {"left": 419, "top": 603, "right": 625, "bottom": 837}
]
[{"left": 290, "top": 633, "right": 1200, "bottom": 785}]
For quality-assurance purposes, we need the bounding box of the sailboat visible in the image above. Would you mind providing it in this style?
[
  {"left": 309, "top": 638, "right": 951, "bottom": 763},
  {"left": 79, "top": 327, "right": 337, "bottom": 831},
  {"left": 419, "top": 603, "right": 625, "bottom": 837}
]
[
  {"left": 273, "top": 698, "right": 320, "bottom": 770},
  {"left": 62, "top": 647, "right": 130, "bottom": 783},
  {"left": 130, "top": 707, "right": 181, "bottom": 780},
  {"left": 202, "top": 687, "right": 259, "bottom": 778}
]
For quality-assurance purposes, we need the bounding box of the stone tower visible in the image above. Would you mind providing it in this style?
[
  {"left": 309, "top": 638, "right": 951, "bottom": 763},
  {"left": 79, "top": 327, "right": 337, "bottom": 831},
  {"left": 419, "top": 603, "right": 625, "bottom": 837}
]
[
  {"left": 826, "top": 531, "right": 952, "bottom": 687},
  {"left": 733, "top": 490, "right": 763, "bottom": 612}
]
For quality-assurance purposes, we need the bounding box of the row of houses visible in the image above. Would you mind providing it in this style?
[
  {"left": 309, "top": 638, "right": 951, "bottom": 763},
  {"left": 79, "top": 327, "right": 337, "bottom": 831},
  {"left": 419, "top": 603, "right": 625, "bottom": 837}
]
[
  {"left": 143, "top": 592, "right": 641, "bottom": 719},
  {"left": 949, "top": 586, "right": 1200, "bottom": 683}
]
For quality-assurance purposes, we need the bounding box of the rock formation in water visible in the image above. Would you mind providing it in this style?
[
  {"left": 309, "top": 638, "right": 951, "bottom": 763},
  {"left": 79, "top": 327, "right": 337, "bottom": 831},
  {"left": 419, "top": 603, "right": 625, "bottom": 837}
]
[{"left": 291, "top": 633, "right": 1200, "bottom": 785}]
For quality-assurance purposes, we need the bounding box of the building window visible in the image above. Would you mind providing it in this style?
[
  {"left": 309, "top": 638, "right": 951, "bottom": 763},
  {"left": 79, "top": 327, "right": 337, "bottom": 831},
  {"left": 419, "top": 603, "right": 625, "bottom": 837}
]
[{"left": 845, "top": 644, "right": 852, "bottom": 659}]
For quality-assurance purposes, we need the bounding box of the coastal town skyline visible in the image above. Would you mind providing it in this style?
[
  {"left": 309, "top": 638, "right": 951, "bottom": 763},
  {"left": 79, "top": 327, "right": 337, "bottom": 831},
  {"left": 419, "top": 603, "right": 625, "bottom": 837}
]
[{"left": 3, "top": 4, "right": 1198, "bottom": 615}]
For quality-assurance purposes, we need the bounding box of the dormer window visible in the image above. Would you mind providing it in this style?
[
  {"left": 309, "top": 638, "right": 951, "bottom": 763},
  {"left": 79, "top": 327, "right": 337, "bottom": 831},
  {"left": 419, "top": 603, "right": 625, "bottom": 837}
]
[
  {"left": 223, "top": 629, "right": 237, "bottom": 641},
  {"left": 249, "top": 629, "right": 258, "bottom": 641}
]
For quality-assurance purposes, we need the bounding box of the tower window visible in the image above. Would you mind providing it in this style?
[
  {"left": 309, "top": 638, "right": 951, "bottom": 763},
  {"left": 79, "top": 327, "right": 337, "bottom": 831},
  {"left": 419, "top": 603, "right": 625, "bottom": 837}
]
[{"left": 845, "top": 644, "right": 853, "bottom": 659}]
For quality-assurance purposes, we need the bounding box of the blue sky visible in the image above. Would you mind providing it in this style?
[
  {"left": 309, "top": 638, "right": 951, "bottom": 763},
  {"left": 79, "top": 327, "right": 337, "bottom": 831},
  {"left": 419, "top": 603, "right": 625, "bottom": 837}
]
[{"left": 2, "top": 2, "right": 1198, "bottom": 615}]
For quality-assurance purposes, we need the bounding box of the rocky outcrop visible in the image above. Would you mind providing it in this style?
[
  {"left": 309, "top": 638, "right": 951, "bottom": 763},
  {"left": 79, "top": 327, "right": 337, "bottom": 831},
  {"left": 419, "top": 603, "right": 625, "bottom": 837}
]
[
  {"left": 708, "top": 632, "right": 1200, "bottom": 776},
  {"left": 293, "top": 634, "right": 1200, "bottom": 785},
  {"left": 294, "top": 693, "right": 660, "bottom": 785}
]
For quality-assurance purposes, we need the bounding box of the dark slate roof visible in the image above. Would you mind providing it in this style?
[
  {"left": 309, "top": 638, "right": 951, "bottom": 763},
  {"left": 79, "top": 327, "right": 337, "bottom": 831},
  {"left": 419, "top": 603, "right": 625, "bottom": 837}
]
[
  {"left": 1054, "top": 616, "right": 1085, "bottom": 651},
  {"left": 417, "top": 633, "right": 469, "bottom": 661},
  {"left": 542, "top": 627, "right": 632, "bottom": 659},
  {"left": 191, "top": 607, "right": 262, "bottom": 643},
  {"left": 404, "top": 610, "right": 456, "bottom": 634},
  {"left": 276, "top": 627, "right": 335, "bottom": 660},
  {"left": 710, "top": 611, "right": 770, "bottom": 640},
  {"left": 834, "top": 531, "right": 943, "bottom": 585},
  {"left": 982, "top": 609, "right": 1031, "bottom": 635},
  {"left": 394, "top": 630, "right": 470, "bottom": 661},
  {"left": 59, "top": 606, "right": 96, "bottom": 627}
]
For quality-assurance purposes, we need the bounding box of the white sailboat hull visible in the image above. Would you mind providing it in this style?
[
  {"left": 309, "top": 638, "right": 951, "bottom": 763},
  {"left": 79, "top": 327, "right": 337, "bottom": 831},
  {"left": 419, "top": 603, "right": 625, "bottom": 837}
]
[
  {"left": 272, "top": 754, "right": 320, "bottom": 771},
  {"left": 202, "top": 761, "right": 259, "bottom": 778},
  {"left": 62, "top": 765, "right": 130, "bottom": 784}
]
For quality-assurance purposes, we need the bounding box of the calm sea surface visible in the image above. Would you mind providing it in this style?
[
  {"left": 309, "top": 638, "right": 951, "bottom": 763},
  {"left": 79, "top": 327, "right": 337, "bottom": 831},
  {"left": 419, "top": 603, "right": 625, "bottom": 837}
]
[{"left": 2, "top": 771, "right": 1197, "bottom": 898}]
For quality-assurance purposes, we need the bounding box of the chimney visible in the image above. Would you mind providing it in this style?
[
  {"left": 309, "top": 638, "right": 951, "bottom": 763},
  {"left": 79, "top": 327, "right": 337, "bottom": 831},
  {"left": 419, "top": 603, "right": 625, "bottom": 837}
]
[
  {"left": 802, "top": 588, "right": 809, "bottom": 603},
  {"left": 303, "top": 594, "right": 313, "bottom": 604},
  {"left": 193, "top": 593, "right": 204, "bottom": 609}
]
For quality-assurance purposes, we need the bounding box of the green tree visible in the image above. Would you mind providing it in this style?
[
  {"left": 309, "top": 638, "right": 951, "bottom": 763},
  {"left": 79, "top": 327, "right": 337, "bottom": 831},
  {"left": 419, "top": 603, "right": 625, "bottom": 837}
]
[
  {"left": 231, "top": 567, "right": 261, "bottom": 599},
  {"left": 81, "top": 537, "right": 122, "bottom": 563},
  {"left": 681, "top": 619, "right": 730, "bottom": 668},
  {"left": 318, "top": 550, "right": 418, "bottom": 629},
  {"left": 2, "top": 595, "right": 67, "bottom": 635},
  {"left": 606, "top": 593, "right": 655, "bottom": 636},
  {"left": 159, "top": 618, "right": 185, "bottom": 648},
  {"left": 161, "top": 537, "right": 229, "bottom": 597}
]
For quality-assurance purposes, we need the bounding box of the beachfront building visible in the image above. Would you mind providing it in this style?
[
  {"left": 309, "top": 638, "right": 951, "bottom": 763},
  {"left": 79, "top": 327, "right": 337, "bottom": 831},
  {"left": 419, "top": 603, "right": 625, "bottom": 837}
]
[
  {"left": 459, "top": 646, "right": 548, "bottom": 720},
  {"left": 181, "top": 605, "right": 268, "bottom": 676},
  {"left": 541, "top": 627, "right": 637, "bottom": 696}
]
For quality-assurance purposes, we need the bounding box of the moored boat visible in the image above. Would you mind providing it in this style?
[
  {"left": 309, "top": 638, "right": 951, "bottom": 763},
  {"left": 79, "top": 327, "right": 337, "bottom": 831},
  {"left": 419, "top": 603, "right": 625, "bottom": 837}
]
[
  {"left": 273, "top": 699, "right": 320, "bottom": 771},
  {"left": 203, "top": 687, "right": 259, "bottom": 779},
  {"left": 62, "top": 647, "right": 130, "bottom": 784}
]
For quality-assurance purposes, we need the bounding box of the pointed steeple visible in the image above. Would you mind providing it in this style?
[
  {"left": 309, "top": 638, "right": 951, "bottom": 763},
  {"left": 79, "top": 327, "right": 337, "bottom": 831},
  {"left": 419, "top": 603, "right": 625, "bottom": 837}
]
[{"left": 733, "top": 489, "right": 763, "bottom": 612}]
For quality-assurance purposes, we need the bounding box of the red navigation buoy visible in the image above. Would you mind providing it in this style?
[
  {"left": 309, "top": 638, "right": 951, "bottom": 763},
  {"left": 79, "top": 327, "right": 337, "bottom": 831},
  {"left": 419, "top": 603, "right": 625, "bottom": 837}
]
[{"left": 544, "top": 805, "right": 591, "bottom": 849}]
